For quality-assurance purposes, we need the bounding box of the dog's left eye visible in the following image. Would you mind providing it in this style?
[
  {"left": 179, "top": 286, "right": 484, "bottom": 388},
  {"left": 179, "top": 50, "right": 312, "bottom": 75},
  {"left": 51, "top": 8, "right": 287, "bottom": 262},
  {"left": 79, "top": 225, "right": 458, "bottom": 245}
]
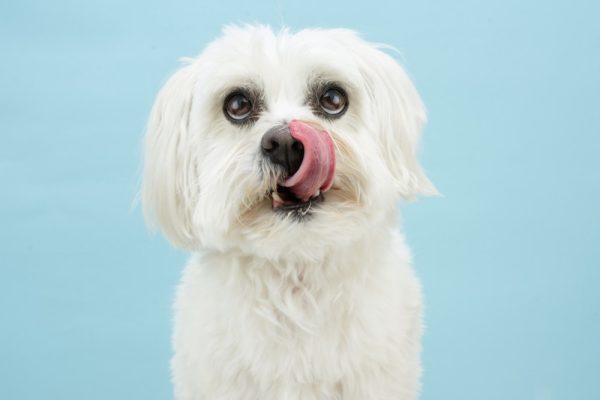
[
  {"left": 319, "top": 87, "right": 348, "bottom": 117},
  {"left": 224, "top": 91, "right": 253, "bottom": 123}
]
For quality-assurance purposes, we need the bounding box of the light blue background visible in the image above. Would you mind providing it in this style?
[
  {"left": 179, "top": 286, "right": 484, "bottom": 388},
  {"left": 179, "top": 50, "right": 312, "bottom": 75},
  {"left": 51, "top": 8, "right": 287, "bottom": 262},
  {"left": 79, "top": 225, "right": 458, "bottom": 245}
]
[{"left": 1, "top": 1, "right": 598, "bottom": 399}]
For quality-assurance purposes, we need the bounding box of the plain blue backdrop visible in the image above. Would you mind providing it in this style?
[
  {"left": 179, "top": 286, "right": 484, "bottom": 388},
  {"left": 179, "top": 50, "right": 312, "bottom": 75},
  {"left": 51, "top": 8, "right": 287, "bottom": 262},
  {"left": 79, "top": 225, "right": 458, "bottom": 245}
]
[{"left": 1, "top": 1, "right": 599, "bottom": 399}]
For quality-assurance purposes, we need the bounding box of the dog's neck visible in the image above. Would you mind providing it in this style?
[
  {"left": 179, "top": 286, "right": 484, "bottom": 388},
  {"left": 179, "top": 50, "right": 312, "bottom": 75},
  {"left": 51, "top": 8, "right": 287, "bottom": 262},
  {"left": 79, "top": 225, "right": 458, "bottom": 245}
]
[
  {"left": 191, "top": 221, "right": 405, "bottom": 336},
  {"left": 198, "top": 219, "right": 398, "bottom": 286}
]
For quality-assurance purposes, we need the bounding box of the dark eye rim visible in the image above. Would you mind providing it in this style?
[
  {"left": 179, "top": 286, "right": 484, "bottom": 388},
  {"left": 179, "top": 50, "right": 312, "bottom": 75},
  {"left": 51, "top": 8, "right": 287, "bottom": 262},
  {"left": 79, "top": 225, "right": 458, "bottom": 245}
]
[
  {"left": 223, "top": 89, "right": 256, "bottom": 124},
  {"left": 315, "top": 84, "right": 349, "bottom": 119}
]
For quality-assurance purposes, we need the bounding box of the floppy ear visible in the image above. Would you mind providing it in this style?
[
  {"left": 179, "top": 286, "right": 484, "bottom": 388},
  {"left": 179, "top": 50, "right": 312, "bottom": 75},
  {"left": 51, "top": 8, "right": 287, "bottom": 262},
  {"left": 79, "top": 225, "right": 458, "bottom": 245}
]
[
  {"left": 356, "top": 40, "right": 437, "bottom": 199},
  {"left": 142, "top": 63, "right": 198, "bottom": 249}
]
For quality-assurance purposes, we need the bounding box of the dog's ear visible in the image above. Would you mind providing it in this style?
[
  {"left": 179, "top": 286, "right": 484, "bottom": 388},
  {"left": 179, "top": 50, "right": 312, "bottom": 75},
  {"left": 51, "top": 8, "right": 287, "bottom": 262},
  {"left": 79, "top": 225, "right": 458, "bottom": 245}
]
[
  {"left": 351, "top": 35, "right": 437, "bottom": 199},
  {"left": 142, "top": 63, "right": 198, "bottom": 249}
]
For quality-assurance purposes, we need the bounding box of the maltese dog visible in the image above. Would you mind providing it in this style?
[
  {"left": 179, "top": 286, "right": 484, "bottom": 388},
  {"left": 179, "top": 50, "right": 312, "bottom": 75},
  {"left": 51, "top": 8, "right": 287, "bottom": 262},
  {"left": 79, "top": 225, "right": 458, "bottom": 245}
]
[{"left": 142, "top": 25, "right": 436, "bottom": 400}]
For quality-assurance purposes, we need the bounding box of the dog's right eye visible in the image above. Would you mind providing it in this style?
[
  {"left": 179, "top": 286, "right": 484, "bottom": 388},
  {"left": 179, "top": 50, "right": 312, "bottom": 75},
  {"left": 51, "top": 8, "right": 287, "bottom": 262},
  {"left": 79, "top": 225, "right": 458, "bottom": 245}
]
[{"left": 224, "top": 92, "right": 253, "bottom": 123}]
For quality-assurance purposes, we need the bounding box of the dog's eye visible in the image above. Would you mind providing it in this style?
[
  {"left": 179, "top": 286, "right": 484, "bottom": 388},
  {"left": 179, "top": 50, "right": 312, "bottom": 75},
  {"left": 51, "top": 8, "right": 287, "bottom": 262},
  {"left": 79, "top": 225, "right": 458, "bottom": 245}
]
[
  {"left": 319, "top": 87, "right": 348, "bottom": 117},
  {"left": 224, "top": 92, "right": 253, "bottom": 122}
]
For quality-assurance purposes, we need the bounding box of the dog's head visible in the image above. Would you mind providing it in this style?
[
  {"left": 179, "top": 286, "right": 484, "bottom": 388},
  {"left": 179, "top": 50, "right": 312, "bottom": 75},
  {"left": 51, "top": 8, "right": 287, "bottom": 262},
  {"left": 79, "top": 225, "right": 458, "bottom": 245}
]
[{"left": 142, "top": 26, "right": 435, "bottom": 260}]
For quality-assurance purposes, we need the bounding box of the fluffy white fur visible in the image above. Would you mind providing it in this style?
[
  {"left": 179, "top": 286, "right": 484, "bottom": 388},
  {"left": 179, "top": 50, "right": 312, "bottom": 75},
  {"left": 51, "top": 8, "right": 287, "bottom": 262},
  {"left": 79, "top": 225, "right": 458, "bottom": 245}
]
[{"left": 143, "top": 25, "right": 436, "bottom": 400}]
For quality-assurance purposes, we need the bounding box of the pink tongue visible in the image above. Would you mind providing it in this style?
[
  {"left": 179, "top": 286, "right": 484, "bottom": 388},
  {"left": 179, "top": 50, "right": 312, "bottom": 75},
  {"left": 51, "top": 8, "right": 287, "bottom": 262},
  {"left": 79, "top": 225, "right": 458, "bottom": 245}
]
[{"left": 282, "top": 120, "right": 336, "bottom": 201}]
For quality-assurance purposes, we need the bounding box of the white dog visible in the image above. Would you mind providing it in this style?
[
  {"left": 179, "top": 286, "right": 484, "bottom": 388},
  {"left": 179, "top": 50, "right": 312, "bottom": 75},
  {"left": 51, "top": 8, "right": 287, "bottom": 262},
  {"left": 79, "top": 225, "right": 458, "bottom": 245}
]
[{"left": 142, "top": 25, "right": 436, "bottom": 400}]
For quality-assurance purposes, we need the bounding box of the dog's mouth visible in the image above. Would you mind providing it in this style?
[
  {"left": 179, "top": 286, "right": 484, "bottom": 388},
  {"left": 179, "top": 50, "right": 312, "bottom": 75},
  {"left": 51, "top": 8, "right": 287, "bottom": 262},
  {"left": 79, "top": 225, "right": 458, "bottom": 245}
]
[
  {"left": 270, "top": 185, "right": 324, "bottom": 215},
  {"left": 267, "top": 120, "right": 335, "bottom": 218}
]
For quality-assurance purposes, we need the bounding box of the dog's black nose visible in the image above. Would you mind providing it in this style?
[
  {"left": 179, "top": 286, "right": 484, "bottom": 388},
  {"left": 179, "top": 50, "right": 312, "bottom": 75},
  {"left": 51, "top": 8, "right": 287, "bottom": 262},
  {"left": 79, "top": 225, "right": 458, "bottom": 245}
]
[{"left": 261, "top": 125, "right": 304, "bottom": 176}]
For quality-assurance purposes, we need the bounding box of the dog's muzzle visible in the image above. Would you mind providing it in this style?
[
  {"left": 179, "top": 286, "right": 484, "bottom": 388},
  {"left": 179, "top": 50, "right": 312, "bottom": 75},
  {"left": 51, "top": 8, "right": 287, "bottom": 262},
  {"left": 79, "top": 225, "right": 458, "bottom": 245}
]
[{"left": 261, "top": 120, "right": 336, "bottom": 211}]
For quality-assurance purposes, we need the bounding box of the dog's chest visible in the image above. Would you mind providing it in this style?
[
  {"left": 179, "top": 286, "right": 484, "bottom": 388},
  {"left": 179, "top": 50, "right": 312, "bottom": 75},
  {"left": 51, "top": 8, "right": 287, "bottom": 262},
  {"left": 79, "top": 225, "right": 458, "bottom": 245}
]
[
  {"left": 172, "top": 252, "right": 419, "bottom": 399},
  {"left": 176, "top": 262, "right": 379, "bottom": 378},
  {"left": 222, "top": 269, "right": 355, "bottom": 374}
]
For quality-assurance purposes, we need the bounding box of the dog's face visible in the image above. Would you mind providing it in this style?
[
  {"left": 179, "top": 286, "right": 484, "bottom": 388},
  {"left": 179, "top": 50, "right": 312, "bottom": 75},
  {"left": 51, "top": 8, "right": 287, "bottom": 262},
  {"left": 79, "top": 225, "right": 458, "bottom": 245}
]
[{"left": 143, "top": 26, "right": 435, "bottom": 261}]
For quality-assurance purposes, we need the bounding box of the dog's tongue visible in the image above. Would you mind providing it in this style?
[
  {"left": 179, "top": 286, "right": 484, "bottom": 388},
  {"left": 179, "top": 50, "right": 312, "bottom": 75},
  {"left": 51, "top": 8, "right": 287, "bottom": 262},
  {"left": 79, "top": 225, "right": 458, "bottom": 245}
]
[{"left": 282, "top": 120, "right": 336, "bottom": 201}]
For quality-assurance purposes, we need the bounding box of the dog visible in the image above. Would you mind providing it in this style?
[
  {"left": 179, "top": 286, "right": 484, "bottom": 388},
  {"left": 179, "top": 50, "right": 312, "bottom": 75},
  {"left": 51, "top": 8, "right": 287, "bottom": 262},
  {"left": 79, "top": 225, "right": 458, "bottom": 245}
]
[{"left": 142, "top": 25, "right": 436, "bottom": 400}]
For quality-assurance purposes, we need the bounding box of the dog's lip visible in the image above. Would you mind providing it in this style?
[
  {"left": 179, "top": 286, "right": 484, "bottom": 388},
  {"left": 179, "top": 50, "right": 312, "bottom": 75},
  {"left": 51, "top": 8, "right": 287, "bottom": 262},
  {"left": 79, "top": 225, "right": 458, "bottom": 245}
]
[{"left": 270, "top": 185, "right": 323, "bottom": 210}]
